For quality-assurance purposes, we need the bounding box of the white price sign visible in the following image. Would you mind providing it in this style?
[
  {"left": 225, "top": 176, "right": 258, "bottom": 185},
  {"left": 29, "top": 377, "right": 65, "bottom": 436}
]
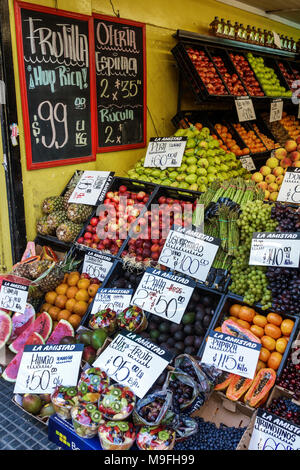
[
  {"left": 249, "top": 232, "right": 300, "bottom": 268},
  {"left": 158, "top": 227, "right": 221, "bottom": 283},
  {"left": 277, "top": 167, "right": 300, "bottom": 203},
  {"left": 91, "top": 288, "right": 133, "bottom": 315},
  {"left": 235, "top": 97, "right": 256, "bottom": 122},
  {"left": 68, "top": 171, "right": 114, "bottom": 205},
  {"left": 144, "top": 137, "right": 187, "bottom": 169},
  {"left": 240, "top": 155, "right": 256, "bottom": 171},
  {"left": 14, "top": 344, "right": 84, "bottom": 394},
  {"left": 249, "top": 409, "right": 300, "bottom": 450},
  {"left": 0, "top": 280, "right": 29, "bottom": 313},
  {"left": 270, "top": 99, "right": 283, "bottom": 122},
  {"left": 201, "top": 330, "right": 261, "bottom": 379},
  {"left": 131, "top": 267, "right": 195, "bottom": 324},
  {"left": 82, "top": 251, "right": 114, "bottom": 281},
  {"left": 93, "top": 330, "right": 173, "bottom": 398}
]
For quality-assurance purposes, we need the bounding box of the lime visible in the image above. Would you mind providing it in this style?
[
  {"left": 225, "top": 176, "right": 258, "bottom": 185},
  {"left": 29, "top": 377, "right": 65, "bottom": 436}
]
[{"left": 91, "top": 329, "right": 108, "bottom": 350}]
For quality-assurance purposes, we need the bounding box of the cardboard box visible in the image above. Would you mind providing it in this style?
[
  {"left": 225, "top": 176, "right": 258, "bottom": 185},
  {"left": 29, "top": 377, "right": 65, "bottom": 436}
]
[
  {"left": 236, "top": 411, "right": 258, "bottom": 450},
  {"left": 12, "top": 394, "right": 49, "bottom": 426}
]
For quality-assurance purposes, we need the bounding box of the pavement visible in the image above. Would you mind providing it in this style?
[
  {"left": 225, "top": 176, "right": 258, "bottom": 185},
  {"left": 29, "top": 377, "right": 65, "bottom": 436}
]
[{"left": 0, "top": 377, "right": 59, "bottom": 450}]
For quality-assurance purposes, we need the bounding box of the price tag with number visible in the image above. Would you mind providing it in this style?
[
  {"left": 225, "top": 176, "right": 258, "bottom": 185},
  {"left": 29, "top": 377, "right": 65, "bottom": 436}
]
[
  {"left": 158, "top": 227, "right": 221, "bottom": 283},
  {"left": 277, "top": 167, "right": 300, "bottom": 203},
  {"left": 93, "top": 330, "right": 173, "bottom": 398},
  {"left": 249, "top": 409, "right": 300, "bottom": 451},
  {"left": 14, "top": 344, "right": 84, "bottom": 394},
  {"left": 201, "top": 330, "right": 261, "bottom": 379},
  {"left": 240, "top": 155, "right": 256, "bottom": 171},
  {"left": 0, "top": 280, "right": 29, "bottom": 313},
  {"left": 82, "top": 251, "right": 114, "bottom": 281},
  {"left": 270, "top": 99, "right": 283, "bottom": 123},
  {"left": 235, "top": 97, "right": 256, "bottom": 122},
  {"left": 249, "top": 232, "right": 300, "bottom": 268},
  {"left": 131, "top": 267, "right": 195, "bottom": 324},
  {"left": 68, "top": 171, "right": 114, "bottom": 205},
  {"left": 144, "top": 137, "right": 187, "bottom": 169},
  {"left": 91, "top": 288, "right": 133, "bottom": 315}
]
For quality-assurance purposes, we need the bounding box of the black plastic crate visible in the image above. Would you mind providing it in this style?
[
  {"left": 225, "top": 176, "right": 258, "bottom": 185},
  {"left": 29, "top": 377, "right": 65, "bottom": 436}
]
[
  {"left": 276, "top": 59, "right": 298, "bottom": 91},
  {"left": 249, "top": 117, "right": 279, "bottom": 150},
  {"left": 227, "top": 50, "right": 265, "bottom": 99},
  {"left": 198, "top": 292, "right": 300, "bottom": 378},
  {"left": 172, "top": 45, "right": 206, "bottom": 103},
  {"left": 230, "top": 120, "right": 269, "bottom": 156}
]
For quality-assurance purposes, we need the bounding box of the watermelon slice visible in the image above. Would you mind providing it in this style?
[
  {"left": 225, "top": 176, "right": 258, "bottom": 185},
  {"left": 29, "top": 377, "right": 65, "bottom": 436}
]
[
  {"left": 2, "top": 332, "right": 45, "bottom": 382},
  {"left": 46, "top": 319, "right": 74, "bottom": 344},
  {"left": 9, "top": 304, "right": 36, "bottom": 343},
  {"left": 9, "top": 311, "right": 52, "bottom": 354},
  {"left": 0, "top": 311, "right": 12, "bottom": 349}
]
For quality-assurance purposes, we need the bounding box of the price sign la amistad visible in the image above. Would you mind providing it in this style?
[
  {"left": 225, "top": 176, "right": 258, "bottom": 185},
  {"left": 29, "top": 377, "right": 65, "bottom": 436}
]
[{"left": 249, "top": 232, "right": 300, "bottom": 268}]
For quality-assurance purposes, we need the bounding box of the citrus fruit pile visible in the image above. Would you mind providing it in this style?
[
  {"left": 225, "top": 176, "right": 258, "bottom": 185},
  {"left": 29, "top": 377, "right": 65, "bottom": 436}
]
[{"left": 39, "top": 272, "right": 100, "bottom": 330}]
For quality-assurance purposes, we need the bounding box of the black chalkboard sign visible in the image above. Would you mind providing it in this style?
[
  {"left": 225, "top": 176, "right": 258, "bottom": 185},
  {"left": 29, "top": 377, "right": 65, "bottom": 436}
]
[
  {"left": 94, "top": 15, "right": 146, "bottom": 152},
  {"left": 15, "top": 2, "right": 96, "bottom": 169}
]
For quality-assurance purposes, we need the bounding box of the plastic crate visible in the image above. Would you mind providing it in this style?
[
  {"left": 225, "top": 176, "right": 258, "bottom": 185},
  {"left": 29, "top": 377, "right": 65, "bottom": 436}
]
[{"left": 226, "top": 50, "right": 265, "bottom": 99}]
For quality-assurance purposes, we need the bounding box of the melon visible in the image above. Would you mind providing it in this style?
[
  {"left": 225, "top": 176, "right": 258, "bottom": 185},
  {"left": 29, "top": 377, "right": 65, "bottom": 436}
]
[
  {"left": 2, "top": 332, "right": 45, "bottom": 382},
  {"left": 8, "top": 311, "right": 52, "bottom": 354},
  {"left": 46, "top": 320, "right": 74, "bottom": 344},
  {"left": 9, "top": 304, "right": 36, "bottom": 343},
  {"left": 0, "top": 311, "right": 12, "bottom": 349}
]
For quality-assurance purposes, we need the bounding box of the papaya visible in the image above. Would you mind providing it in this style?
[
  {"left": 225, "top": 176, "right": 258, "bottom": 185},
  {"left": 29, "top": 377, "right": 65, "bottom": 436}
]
[
  {"left": 214, "top": 372, "right": 235, "bottom": 391},
  {"left": 221, "top": 319, "right": 261, "bottom": 344},
  {"left": 243, "top": 368, "right": 276, "bottom": 408},
  {"left": 225, "top": 374, "right": 253, "bottom": 401}
]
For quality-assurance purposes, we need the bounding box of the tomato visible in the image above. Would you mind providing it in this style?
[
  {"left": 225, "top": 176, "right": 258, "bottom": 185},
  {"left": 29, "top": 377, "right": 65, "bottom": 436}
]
[
  {"left": 229, "top": 304, "right": 241, "bottom": 318},
  {"left": 253, "top": 314, "right": 267, "bottom": 328},
  {"left": 280, "top": 319, "right": 294, "bottom": 337},
  {"left": 259, "top": 347, "right": 271, "bottom": 363},
  {"left": 238, "top": 306, "right": 255, "bottom": 323},
  {"left": 266, "top": 312, "right": 283, "bottom": 326},
  {"left": 250, "top": 324, "right": 264, "bottom": 338},
  {"left": 264, "top": 323, "right": 282, "bottom": 340},
  {"left": 267, "top": 351, "right": 282, "bottom": 370},
  {"left": 236, "top": 319, "right": 251, "bottom": 329},
  {"left": 261, "top": 335, "right": 276, "bottom": 351},
  {"left": 276, "top": 337, "right": 288, "bottom": 354}
]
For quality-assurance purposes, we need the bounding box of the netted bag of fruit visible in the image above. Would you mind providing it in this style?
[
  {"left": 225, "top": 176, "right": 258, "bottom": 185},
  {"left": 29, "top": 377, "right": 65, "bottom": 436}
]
[
  {"left": 162, "top": 369, "right": 200, "bottom": 415},
  {"left": 132, "top": 390, "right": 174, "bottom": 427}
]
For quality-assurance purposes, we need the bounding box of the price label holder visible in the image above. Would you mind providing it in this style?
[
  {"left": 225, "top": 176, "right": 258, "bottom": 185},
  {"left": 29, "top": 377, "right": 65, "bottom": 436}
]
[
  {"left": 249, "top": 232, "right": 300, "bottom": 268},
  {"left": 68, "top": 171, "right": 114, "bottom": 205},
  {"left": 158, "top": 226, "right": 221, "bottom": 283},
  {"left": 277, "top": 167, "right": 300, "bottom": 203},
  {"left": 200, "top": 330, "right": 261, "bottom": 379},
  {"left": 82, "top": 250, "right": 114, "bottom": 282},
  {"left": 235, "top": 97, "right": 256, "bottom": 122},
  {"left": 0, "top": 280, "right": 29, "bottom": 313},
  {"left": 249, "top": 408, "right": 300, "bottom": 450},
  {"left": 270, "top": 99, "right": 283, "bottom": 123},
  {"left": 131, "top": 267, "right": 195, "bottom": 324},
  {"left": 143, "top": 137, "right": 187, "bottom": 169},
  {"left": 93, "top": 330, "right": 173, "bottom": 398},
  {"left": 91, "top": 288, "right": 133, "bottom": 315},
  {"left": 14, "top": 343, "right": 84, "bottom": 394}
]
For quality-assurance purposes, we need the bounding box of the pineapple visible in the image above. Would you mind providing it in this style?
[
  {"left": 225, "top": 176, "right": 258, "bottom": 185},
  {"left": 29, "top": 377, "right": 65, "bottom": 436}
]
[
  {"left": 42, "top": 196, "right": 64, "bottom": 214},
  {"left": 12, "top": 262, "right": 32, "bottom": 279},
  {"left": 27, "top": 259, "right": 53, "bottom": 280},
  {"left": 47, "top": 210, "right": 68, "bottom": 230},
  {"left": 36, "top": 216, "right": 55, "bottom": 236},
  {"left": 56, "top": 221, "right": 82, "bottom": 243},
  {"left": 34, "top": 256, "right": 80, "bottom": 293},
  {"left": 66, "top": 204, "right": 93, "bottom": 224},
  {"left": 63, "top": 171, "right": 84, "bottom": 210}
]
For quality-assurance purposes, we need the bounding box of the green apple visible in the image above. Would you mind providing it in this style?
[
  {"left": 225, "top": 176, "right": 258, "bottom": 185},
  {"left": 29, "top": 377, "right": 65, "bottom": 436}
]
[
  {"left": 186, "top": 138, "right": 196, "bottom": 149},
  {"left": 198, "top": 184, "right": 207, "bottom": 192},
  {"left": 186, "top": 156, "right": 197, "bottom": 165},
  {"left": 207, "top": 174, "right": 217, "bottom": 183},
  {"left": 162, "top": 178, "right": 172, "bottom": 186},
  {"left": 178, "top": 163, "right": 188, "bottom": 173},
  {"left": 207, "top": 166, "right": 217, "bottom": 174},
  {"left": 184, "top": 148, "right": 195, "bottom": 158},
  {"left": 174, "top": 129, "right": 186, "bottom": 137},
  {"left": 168, "top": 171, "right": 179, "bottom": 181},
  {"left": 176, "top": 173, "right": 187, "bottom": 182},
  {"left": 196, "top": 149, "right": 207, "bottom": 158},
  {"left": 189, "top": 183, "right": 198, "bottom": 191},
  {"left": 197, "top": 176, "right": 208, "bottom": 185},
  {"left": 187, "top": 164, "right": 197, "bottom": 174},
  {"left": 197, "top": 158, "right": 209, "bottom": 169},
  {"left": 170, "top": 181, "right": 179, "bottom": 188},
  {"left": 178, "top": 182, "right": 190, "bottom": 189},
  {"left": 196, "top": 167, "right": 207, "bottom": 176},
  {"left": 185, "top": 174, "right": 197, "bottom": 185},
  {"left": 150, "top": 169, "right": 162, "bottom": 178}
]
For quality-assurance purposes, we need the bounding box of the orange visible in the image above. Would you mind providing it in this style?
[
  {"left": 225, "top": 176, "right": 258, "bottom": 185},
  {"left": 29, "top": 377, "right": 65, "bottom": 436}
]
[
  {"left": 236, "top": 319, "right": 250, "bottom": 329},
  {"left": 238, "top": 306, "right": 255, "bottom": 323},
  {"left": 229, "top": 304, "right": 241, "bottom": 318},
  {"left": 66, "top": 286, "right": 79, "bottom": 299},
  {"left": 253, "top": 314, "right": 268, "bottom": 328},
  {"left": 57, "top": 310, "right": 72, "bottom": 321},
  {"left": 67, "top": 272, "right": 80, "bottom": 287},
  {"left": 261, "top": 335, "right": 276, "bottom": 351},
  {"left": 264, "top": 323, "right": 282, "bottom": 340},
  {"left": 280, "top": 319, "right": 294, "bottom": 336},
  {"left": 276, "top": 337, "right": 288, "bottom": 354},
  {"left": 48, "top": 306, "right": 61, "bottom": 320},
  {"left": 65, "top": 298, "right": 76, "bottom": 313},
  {"left": 55, "top": 283, "right": 68, "bottom": 295},
  {"left": 259, "top": 347, "right": 271, "bottom": 363},
  {"left": 250, "top": 324, "right": 264, "bottom": 338},
  {"left": 55, "top": 294, "right": 68, "bottom": 309},
  {"left": 73, "top": 300, "right": 88, "bottom": 316},
  {"left": 63, "top": 273, "right": 69, "bottom": 283},
  {"left": 40, "top": 303, "right": 51, "bottom": 313},
  {"left": 267, "top": 351, "right": 282, "bottom": 370},
  {"left": 45, "top": 291, "right": 57, "bottom": 305},
  {"left": 75, "top": 289, "right": 89, "bottom": 302},
  {"left": 77, "top": 278, "right": 91, "bottom": 290},
  {"left": 68, "top": 314, "right": 81, "bottom": 329},
  {"left": 88, "top": 284, "right": 99, "bottom": 297},
  {"left": 266, "top": 313, "right": 283, "bottom": 326}
]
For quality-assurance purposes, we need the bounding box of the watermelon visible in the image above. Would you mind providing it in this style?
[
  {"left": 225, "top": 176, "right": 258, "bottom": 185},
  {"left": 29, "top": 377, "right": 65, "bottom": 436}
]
[
  {"left": 8, "top": 311, "right": 52, "bottom": 354},
  {"left": 0, "top": 311, "right": 12, "bottom": 349},
  {"left": 46, "top": 320, "right": 74, "bottom": 344},
  {"left": 9, "top": 304, "right": 36, "bottom": 343},
  {"left": 2, "top": 332, "right": 45, "bottom": 382}
]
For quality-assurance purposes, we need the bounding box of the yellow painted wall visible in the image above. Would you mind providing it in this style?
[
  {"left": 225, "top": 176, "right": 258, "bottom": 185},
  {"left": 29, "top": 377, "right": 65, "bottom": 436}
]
[
  {"left": 0, "top": 126, "right": 13, "bottom": 272},
  {"left": 7, "top": 0, "right": 300, "bottom": 244}
]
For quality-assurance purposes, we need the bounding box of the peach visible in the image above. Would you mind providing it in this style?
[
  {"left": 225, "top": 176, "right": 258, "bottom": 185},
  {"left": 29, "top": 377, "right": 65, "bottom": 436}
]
[
  {"left": 251, "top": 172, "right": 263, "bottom": 183},
  {"left": 274, "top": 147, "right": 287, "bottom": 160},
  {"left": 268, "top": 182, "right": 279, "bottom": 193},
  {"left": 264, "top": 190, "right": 270, "bottom": 200},
  {"left": 269, "top": 191, "right": 279, "bottom": 202},
  {"left": 266, "top": 157, "right": 279, "bottom": 169},
  {"left": 257, "top": 181, "right": 268, "bottom": 191},
  {"left": 259, "top": 166, "right": 271, "bottom": 176},
  {"left": 289, "top": 151, "right": 300, "bottom": 162},
  {"left": 265, "top": 174, "right": 276, "bottom": 184},
  {"left": 293, "top": 161, "right": 300, "bottom": 167},
  {"left": 272, "top": 167, "right": 284, "bottom": 177},
  {"left": 280, "top": 157, "right": 292, "bottom": 169},
  {"left": 276, "top": 175, "right": 284, "bottom": 185},
  {"left": 285, "top": 140, "right": 297, "bottom": 153},
  {"left": 296, "top": 136, "right": 300, "bottom": 145}
]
